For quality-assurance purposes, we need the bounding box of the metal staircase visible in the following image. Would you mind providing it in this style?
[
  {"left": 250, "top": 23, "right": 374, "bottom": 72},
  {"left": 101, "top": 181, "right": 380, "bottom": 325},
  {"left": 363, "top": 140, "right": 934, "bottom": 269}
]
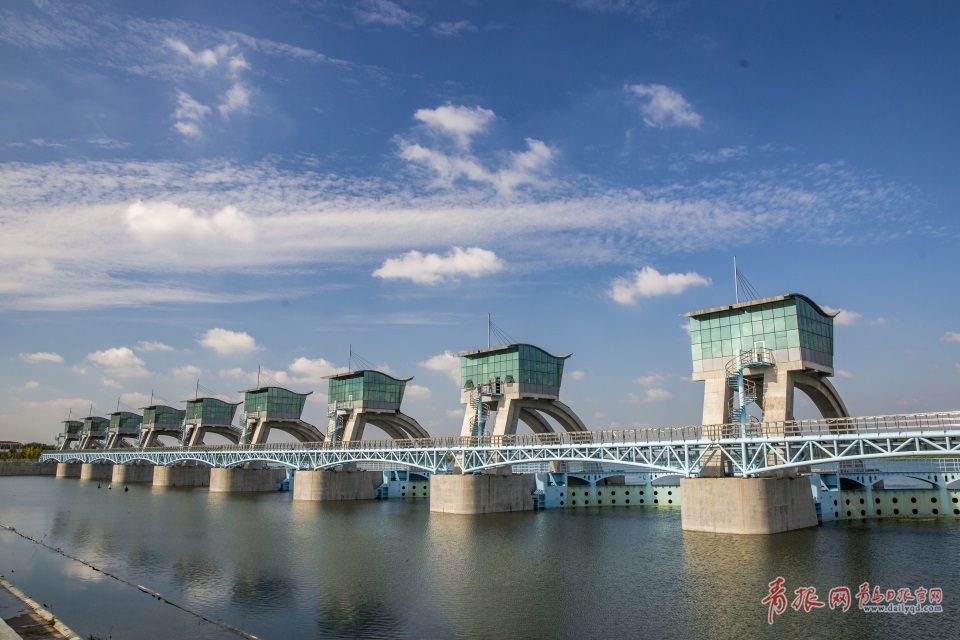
[
  {"left": 725, "top": 347, "right": 775, "bottom": 432},
  {"left": 468, "top": 383, "right": 501, "bottom": 437}
]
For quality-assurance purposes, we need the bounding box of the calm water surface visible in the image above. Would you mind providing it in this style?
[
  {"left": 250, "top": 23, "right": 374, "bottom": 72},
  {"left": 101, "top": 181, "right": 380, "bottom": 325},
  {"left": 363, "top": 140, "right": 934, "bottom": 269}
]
[{"left": 0, "top": 477, "right": 956, "bottom": 639}]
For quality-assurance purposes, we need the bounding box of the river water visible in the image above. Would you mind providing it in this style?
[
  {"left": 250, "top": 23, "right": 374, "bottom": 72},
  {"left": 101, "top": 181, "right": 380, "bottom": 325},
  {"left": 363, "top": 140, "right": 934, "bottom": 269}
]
[{"left": 0, "top": 476, "right": 956, "bottom": 639}]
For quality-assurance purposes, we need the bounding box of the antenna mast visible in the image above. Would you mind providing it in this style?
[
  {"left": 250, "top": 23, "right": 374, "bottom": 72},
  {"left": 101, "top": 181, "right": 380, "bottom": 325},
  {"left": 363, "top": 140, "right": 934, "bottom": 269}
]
[
  {"left": 487, "top": 313, "right": 491, "bottom": 349},
  {"left": 734, "top": 255, "right": 739, "bottom": 304},
  {"left": 348, "top": 344, "right": 353, "bottom": 372}
]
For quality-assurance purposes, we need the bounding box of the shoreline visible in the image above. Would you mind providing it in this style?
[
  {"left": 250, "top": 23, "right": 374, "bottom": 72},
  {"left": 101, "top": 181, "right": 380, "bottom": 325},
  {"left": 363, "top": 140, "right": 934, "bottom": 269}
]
[{"left": 0, "top": 576, "right": 81, "bottom": 640}]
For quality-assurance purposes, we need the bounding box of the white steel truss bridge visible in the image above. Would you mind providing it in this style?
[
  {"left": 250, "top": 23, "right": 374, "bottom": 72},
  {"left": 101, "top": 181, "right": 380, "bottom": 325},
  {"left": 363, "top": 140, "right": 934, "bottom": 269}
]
[{"left": 41, "top": 411, "right": 960, "bottom": 477}]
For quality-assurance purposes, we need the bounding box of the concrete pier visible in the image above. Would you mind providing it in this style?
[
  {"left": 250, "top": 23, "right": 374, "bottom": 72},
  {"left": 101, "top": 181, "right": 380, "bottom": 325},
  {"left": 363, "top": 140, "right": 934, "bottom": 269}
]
[
  {"left": 209, "top": 467, "right": 287, "bottom": 493},
  {"left": 55, "top": 462, "right": 82, "bottom": 478},
  {"left": 292, "top": 469, "right": 381, "bottom": 501},
  {"left": 79, "top": 463, "right": 113, "bottom": 481},
  {"left": 430, "top": 472, "right": 535, "bottom": 514},
  {"left": 152, "top": 465, "right": 211, "bottom": 487},
  {"left": 680, "top": 476, "right": 818, "bottom": 534},
  {"left": 112, "top": 464, "right": 154, "bottom": 484}
]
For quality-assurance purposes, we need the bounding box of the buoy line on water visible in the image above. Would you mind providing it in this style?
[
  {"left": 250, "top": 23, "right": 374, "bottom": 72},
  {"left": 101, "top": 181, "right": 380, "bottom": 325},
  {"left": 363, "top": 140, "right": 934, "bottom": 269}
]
[{"left": 0, "top": 523, "right": 261, "bottom": 640}]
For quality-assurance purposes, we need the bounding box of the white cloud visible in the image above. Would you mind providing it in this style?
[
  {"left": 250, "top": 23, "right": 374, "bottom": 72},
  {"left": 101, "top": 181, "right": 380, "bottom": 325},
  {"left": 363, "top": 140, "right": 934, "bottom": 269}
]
[
  {"left": 218, "top": 83, "right": 251, "bottom": 118},
  {"left": 419, "top": 351, "right": 460, "bottom": 384},
  {"left": 399, "top": 136, "right": 555, "bottom": 194},
  {"left": 287, "top": 357, "right": 341, "bottom": 383},
  {"left": 199, "top": 328, "right": 260, "bottom": 355},
  {"left": 173, "top": 364, "right": 203, "bottom": 380},
  {"left": 625, "top": 83, "right": 702, "bottom": 128},
  {"left": 85, "top": 347, "right": 148, "bottom": 377},
  {"left": 821, "top": 306, "right": 863, "bottom": 327},
  {"left": 19, "top": 352, "right": 64, "bottom": 363},
  {"left": 634, "top": 373, "right": 664, "bottom": 386},
  {"left": 431, "top": 21, "right": 477, "bottom": 37},
  {"left": 136, "top": 341, "right": 174, "bottom": 352},
  {"left": 836, "top": 369, "right": 855, "bottom": 379},
  {"left": 404, "top": 384, "right": 431, "bottom": 400},
  {"left": 174, "top": 121, "right": 202, "bottom": 138},
  {"left": 414, "top": 105, "right": 495, "bottom": 148},
  {"left": 119, "top": 391, "right": 152, "bottom": 408},
  {"left": 23, "top": 381, "right": 40, "bottom": 390},
  {"left": 643, "top": 388, "right": 672, "bottom": 402},
  {"left": 125, "top": 201, "right": 255, "bottom": 245},
  {"left": 373, "top": 246, "right": 503, "bottom": 285},
  {"left": 173, "top": 90, "right": 210, "bottom": 137},
  {"left": 101, "top": 377, "right": 122, "bottom": 389},
  {"left": 166, "top": 38, "right": 227, "bottom": 69},
  {"left": 219, "top": 367, "right": 248, "bottom": 380},
  {"left": 567, "top": 370, "right": 586, "bottom": 381},
  {"left": 941, "top": 332, "right": 960, "bottom": 343},
  {"left": 354, "top": 0, "right": 424, "bottom": 28},
  {"left": 610, "top": 266, "right": 710, "bottom": 305}
]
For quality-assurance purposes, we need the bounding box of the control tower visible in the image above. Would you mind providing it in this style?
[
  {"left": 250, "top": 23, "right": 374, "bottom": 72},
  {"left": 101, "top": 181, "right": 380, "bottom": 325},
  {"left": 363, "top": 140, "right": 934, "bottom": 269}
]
[
  {"left": 139, "top": 404, "right": 186, "bottom": 447},
  {"left": 105, "top": 411, "right": 142, "bottom": 449},
  {"left": 57, "top": 420, "right": 83, "bottom": 450},
  {"left": 241, "top": 386, "right": 324, "bottom": 444},
  {"left": 457, "top": 344, "right": 586, "bottom": 437},
  {"left": 182, "top": 397, "right": 242, "bottom": 446},
  {"left": 77, "top": 416, "right": 110, "bottom": 449},
  {"left": 324, "top": 371, "right": 428, "bottom": 442},
  {"left": 682, "top": 293, "right": 849, "bottom": 426}
]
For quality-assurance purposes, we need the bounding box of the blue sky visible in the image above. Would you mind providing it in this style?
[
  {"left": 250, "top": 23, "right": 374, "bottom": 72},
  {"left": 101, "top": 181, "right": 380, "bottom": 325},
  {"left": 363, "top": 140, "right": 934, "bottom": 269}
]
[{"left": 2, "top": 0, "right": 959, "bottom": 444}]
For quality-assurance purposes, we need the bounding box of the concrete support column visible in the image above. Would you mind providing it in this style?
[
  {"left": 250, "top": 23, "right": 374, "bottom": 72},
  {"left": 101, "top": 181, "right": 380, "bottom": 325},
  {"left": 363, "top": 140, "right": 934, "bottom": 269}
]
[
  {"left": 80, "top": 464, "right": 113, "bottom": 481},
  {"left": 341, "top": 413, "right": 367, "bottom": 442},
  {"left": 55, "top": 462, "right": 82, "bottom": 478},
  {"left": 491, "top": 398, "right": 521, "bottom": 436},
  {"left": 760, "top": 369, "right": 795, "bottom": 424},
  {"left": 680, "top": 476, "right": 818, "bottom": 534},
  {"left": 112, "top": 464, "right": 154, "bottom": 484},
  {"left": 209, "top": 467, "right": 286, "bottom": 493},
  {"left": 292, "top": 470, "right": 381, "bottom": 501},
  {"left": 152, "top": 465, "right": 210, "bottom": 487},
  {"left": 700, "top": 373, "right": 732, "bottom": 426},
  {"left": 865, "top": 483, "right": 874, "bottom": 517},
  {"left": 430, "top": 473, "right": 535, "bottom": 514}
]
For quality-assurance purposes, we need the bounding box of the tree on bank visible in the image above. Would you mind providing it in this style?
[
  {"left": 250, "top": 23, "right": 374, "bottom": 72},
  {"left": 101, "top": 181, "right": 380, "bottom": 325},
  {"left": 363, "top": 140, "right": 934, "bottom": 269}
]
[{"left": 0, "top": 442, "right": 53, "bottom": 461}]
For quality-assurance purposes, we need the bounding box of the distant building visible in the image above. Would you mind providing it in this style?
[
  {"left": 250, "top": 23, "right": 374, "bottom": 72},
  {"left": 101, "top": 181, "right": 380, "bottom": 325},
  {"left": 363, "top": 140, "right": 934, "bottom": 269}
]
[{"left": 0, "top": 441, "right": 23, "bottom": 452}]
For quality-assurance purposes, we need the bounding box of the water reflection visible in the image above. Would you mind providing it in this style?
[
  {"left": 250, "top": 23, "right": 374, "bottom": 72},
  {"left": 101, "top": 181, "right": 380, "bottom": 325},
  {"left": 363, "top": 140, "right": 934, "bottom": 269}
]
[
  {"left": 0, "top": 478, "right": 957, "bottom": 640},
  {"left": 314, "top": 592, "right": 401, "bottom": 639}
]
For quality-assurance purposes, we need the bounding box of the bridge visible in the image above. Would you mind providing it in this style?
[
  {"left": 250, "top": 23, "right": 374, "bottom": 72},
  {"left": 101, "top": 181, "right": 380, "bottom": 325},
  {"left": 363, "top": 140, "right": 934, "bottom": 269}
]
[{"left": 41, "top": 410, "right": 960, "bottom": 477}]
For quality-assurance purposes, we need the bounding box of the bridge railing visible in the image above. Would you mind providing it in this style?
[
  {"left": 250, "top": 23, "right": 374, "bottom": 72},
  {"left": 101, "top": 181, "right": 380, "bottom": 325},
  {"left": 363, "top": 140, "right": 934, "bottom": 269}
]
[{"left": 45, "top": 411, "right": 960, "bottom": 458}]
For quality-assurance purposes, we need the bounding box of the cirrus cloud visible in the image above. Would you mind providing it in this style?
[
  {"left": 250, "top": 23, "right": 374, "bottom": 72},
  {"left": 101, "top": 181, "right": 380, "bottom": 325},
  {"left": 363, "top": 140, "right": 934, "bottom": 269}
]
[{"left": 19, "top": 351, "right": 64, "bottom": 363}]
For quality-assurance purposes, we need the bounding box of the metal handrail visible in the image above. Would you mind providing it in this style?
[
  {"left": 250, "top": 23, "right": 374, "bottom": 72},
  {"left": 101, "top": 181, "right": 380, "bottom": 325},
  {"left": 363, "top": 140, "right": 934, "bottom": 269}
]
[{"left": 49, "top": 410, "right": 960, "bottom": 456}]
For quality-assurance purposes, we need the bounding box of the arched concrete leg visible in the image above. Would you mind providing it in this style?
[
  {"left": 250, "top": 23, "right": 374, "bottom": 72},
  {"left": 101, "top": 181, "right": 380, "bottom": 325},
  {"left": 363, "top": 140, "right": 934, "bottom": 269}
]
[
  {"left": 518, "top": 409, "right": 554, "bottom": 434},
  {"left": 794, "top": 373, "right": 849, "bottom": 419},
  {"left": 391, "top": 412, "right": 429, "bottom": 439},
  {"left": 365, "top": 419, "right": 408, "bottom": 440},
  {"left": 519, "top": 399, "right": 587, "bottom": 433}
]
